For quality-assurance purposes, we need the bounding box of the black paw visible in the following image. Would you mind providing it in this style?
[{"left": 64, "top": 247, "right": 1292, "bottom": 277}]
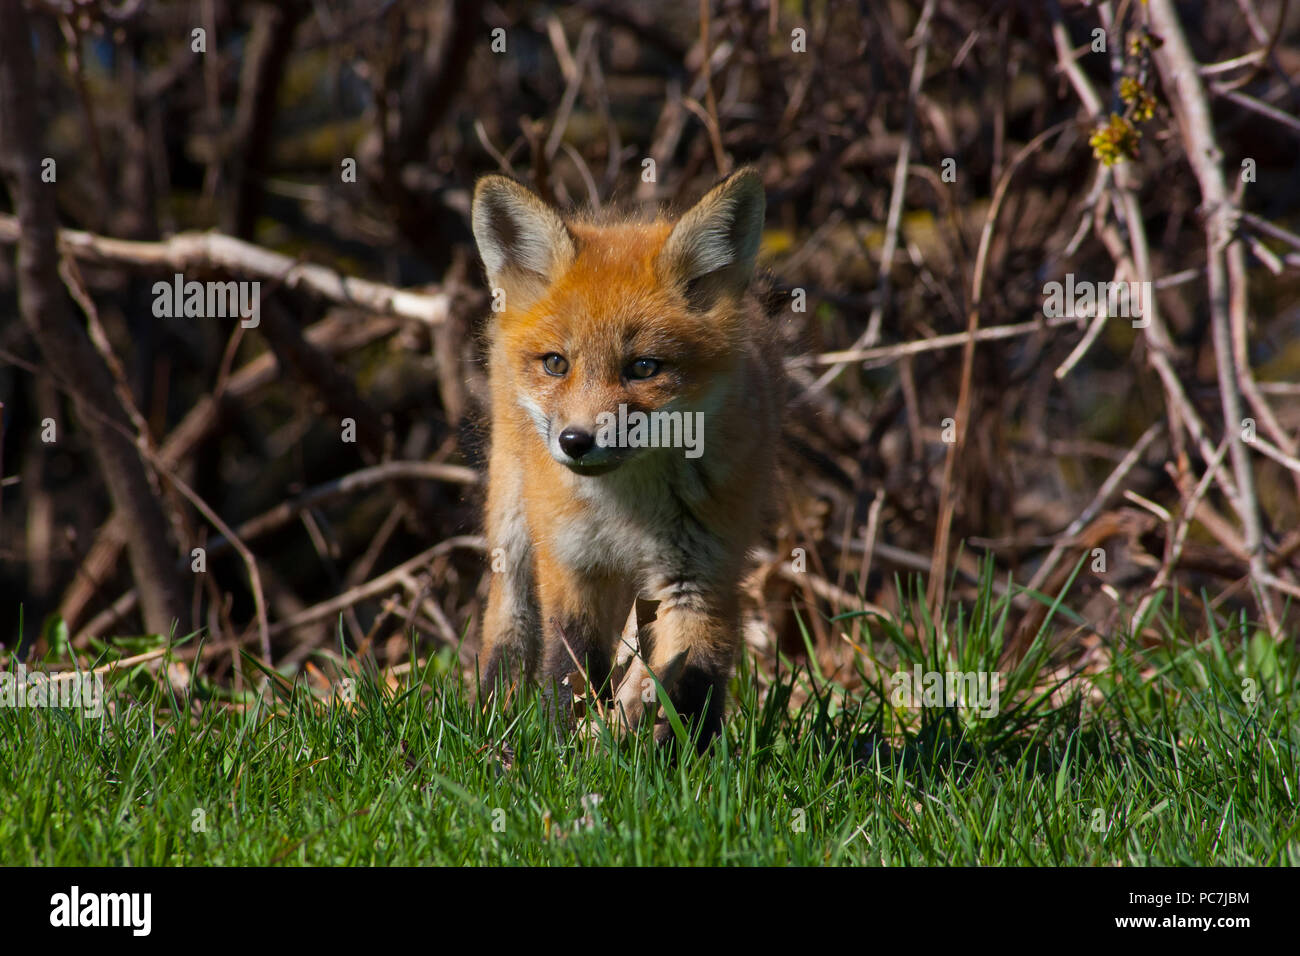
[{"left": 654, "top": 663, "right": 726, "bottom": 754}]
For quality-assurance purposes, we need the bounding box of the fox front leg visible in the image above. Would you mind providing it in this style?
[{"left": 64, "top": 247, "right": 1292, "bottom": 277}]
[
  {"left": 621, "top": 580, "right": 739, "bottom": 751},
  {"left": 534, "top": 549, "right": 632, "bottom": 729},
  {"left": 479, "top": 468, "right": 540, "bottom": 699},
  {"left": 479, "top": 559, "right": 539, "bottom": 700}
]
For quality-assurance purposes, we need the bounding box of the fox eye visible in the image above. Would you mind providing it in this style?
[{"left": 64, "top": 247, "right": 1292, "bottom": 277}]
[
  {"left": 542, "top": 354, "right": 569, "bottom": 376},
  {"left": 627, "top": 358, "right": 660, "bottom": 380}
]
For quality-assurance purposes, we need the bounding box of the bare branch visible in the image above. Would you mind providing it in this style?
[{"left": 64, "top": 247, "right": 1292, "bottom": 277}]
[{"left": 0, "top": 216, "right": 453, "bottom": 325}]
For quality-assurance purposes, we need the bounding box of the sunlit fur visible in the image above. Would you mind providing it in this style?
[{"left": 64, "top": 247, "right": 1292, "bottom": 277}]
[{"left": 473, "top": 169, "right": 781, "bottom": 750}]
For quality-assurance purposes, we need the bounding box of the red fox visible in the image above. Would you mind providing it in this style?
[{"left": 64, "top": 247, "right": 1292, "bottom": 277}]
[{"left": 471, "top": 168, "right": 782, "bottom": 750}]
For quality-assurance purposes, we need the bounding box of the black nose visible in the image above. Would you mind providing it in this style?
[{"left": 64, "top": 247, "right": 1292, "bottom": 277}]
[{"left": 558, "top": 427, "right": 595, "bottom": 459}]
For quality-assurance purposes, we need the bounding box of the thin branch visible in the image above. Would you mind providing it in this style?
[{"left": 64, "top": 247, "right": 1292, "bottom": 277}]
[
  {"left": 0, "top": 5, "right": 187, "bottom": 635},
  {"left": 267, "top": 536, "right": 485, "bottom": 638},
  {"left": 0, "top": 347, "right": 271, "bottom": 658},
  {"left": 0, "top": 215, "right": 452, "bottom": 325},
  {"left": 928, "top": 119, "right": 1074, "bottom": 612},
  {"left": 697, "top": 0, "right": 729, "bottom": 175},
  {"left": 1149, "top": 0, "right": 1279, "bottom": 636},
  {"left": 1025, "top": 421, "right": 1163, "bottom": 595},
  {"left": 810, "top": 0, "right": 937, "bottom": 391}
]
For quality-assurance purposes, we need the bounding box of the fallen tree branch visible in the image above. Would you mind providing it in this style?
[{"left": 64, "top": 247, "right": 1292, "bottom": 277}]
[{"left": 0, "top": 215, "right": 452, "bottom": 325}]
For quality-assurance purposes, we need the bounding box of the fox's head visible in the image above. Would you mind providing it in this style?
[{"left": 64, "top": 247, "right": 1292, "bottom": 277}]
[{"left": 471, "top": 168, "right": 765, "bottom": 475}]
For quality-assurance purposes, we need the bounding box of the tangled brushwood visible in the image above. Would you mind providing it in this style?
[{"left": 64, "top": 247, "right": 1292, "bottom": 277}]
[{"left": 0, "top": 1, "right": 1298, "bottom": 709}]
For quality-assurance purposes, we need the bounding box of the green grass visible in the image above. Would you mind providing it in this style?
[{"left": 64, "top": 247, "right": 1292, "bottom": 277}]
[{"left": 2, "top": 568, "right": 1298, "bottom": 866}]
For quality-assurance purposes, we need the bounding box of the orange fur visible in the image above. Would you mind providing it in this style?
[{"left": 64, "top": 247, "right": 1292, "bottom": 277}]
[{"left": 473, "top": 169, "right": 781, "bottom": 750}]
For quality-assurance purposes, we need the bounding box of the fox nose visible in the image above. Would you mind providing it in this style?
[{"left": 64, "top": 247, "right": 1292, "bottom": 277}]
[{"left": 558, "top": 427, "right": 596, "bottom": 459}]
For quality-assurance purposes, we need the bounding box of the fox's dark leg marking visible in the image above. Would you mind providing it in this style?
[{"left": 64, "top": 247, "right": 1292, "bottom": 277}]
[
  {"left": 654, "top": 660, "right": 727, "bottom": 753},
  {"left": 541, "top": 616, "right": 614, "bottom": 694},
  {"left": 478, "top": 569, "right": 540, "bottom": 704},
  {"left": 534, "top": 560, "right": 629, "bottom": 733},
  {"left": 479, "top": 643, "right": 532, "bottom": 703},
  {"left": 644, "top": 574, "right": 738, "bottom": 754},
  {"left": 538, "top": 616, "right": 614, "bottom": 734},
  {"left": 479, "top": 457, "right": 540, "bottom": 703}
]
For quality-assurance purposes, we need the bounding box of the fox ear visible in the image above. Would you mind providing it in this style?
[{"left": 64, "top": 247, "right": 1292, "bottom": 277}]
[
  {"left": 658, "top": 167, "right": 765, "bottom": 309},
  {"left": 471, "top": 176, "right": 575, "bottom": 310}
]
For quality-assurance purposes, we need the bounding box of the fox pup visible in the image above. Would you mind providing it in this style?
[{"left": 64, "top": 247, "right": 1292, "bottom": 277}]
[{"left": 471, "top": 168, "right": 781, "bottom": 750}]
